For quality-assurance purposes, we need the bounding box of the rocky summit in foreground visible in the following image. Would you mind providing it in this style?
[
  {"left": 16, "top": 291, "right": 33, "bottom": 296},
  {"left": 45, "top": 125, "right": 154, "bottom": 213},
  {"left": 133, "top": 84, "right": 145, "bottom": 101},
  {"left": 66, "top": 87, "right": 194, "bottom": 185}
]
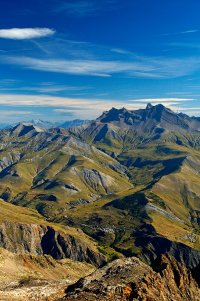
[
  {"left": 59, "top": 254, "right": 200, "bottom": 301},
  {"left": 0, "top": 104, "right": 200, "bottom": 300}
]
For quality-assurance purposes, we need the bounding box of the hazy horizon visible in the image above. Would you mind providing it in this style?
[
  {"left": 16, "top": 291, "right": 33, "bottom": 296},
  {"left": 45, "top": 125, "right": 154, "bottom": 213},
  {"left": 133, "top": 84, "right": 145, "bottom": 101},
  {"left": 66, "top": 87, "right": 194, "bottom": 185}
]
[{"left": 1, "top": 102, "right": 200, "bottom": 125}]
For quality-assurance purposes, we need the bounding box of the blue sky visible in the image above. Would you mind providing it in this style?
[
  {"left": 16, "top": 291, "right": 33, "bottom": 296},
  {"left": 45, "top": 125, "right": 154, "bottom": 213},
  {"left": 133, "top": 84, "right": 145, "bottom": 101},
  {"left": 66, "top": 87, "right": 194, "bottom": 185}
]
[{"left": 1, "top": 0, "right": 200, "bottom": 122}]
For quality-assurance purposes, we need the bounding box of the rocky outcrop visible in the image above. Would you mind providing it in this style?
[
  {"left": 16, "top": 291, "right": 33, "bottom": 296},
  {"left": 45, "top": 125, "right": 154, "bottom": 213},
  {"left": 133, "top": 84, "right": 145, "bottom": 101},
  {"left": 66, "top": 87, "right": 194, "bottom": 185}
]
[
  {"left": 60, "top": 254, "right": 200, "bottom": 301},
  {"left": 11, "top": 123, "right": 44, "bottom": 137},
  {"left": 0, "top": 221, "right": 105, "bottom": 267},
  {"left": 71, "top": 167, "right": 120, "bottom": 194},
  {"left": 0, "top": 152, "right": 22, "bottom": 174},
  {"left": 80, "top": 168, "right": 114, "bottom": 192}
]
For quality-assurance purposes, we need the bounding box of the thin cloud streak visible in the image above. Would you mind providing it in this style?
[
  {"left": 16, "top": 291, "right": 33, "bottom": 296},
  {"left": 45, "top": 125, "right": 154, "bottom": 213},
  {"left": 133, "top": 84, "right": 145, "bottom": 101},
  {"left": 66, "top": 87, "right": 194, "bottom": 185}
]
[
  {"left": 0, "top": 85, "right": 91, "bottom": 94},
  {"left": 0, "top": 110, "right": 33, "bottom": 116},
  {"left": 0, "top": 93, "right": 130, "bottom": 109},
  {"left": 55, "top": 1, "right": 98, "bottom": 15},
  {"left": 129, "top": 98, "right": 195, "bottom": 103},
  {"left": 0, "top": 94, "right": 195, "bottom": 119},
  {"left": 53, "top": 0, "right": 118, "bottom": 16},
  {"left": 161, "top": 29, "right": 199, "bottom": 36},
  {"left": 3, "top": 55, "right": 200, "bottom": 78}
]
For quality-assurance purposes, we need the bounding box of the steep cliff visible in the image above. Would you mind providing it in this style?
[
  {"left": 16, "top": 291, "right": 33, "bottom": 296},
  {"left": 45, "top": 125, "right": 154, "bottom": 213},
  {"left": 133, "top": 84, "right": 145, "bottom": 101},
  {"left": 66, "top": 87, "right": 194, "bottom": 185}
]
[{"left": 0, "top": 221, "right": 105, "bottom": 266}]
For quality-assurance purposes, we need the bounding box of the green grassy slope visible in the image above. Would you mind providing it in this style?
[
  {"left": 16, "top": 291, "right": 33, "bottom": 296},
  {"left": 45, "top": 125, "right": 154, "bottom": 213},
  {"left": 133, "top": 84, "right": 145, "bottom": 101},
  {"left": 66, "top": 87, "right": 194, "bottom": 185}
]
[
  {"left": 0, "top": 128, "right": 132, "bottom": 219},
  {"left": 66, "top": 125, "right": 200, "bottom": 256}
]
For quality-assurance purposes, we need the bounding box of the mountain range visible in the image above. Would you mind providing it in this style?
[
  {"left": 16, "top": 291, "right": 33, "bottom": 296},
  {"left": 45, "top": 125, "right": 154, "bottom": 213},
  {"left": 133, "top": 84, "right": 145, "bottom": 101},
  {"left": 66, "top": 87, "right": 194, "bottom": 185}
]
[
  {"left": 0, "top": 118, "right": 90, "bottom": 130},
  {"left": 0, "top": 103, "right": 199, "bottom": 300}
]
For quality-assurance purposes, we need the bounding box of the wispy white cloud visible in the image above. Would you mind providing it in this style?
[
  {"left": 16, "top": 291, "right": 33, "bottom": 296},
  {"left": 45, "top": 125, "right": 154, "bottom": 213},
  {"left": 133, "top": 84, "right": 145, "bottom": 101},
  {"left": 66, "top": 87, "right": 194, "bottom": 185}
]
[
  {"left": 0, "top": 109, "right": 42, "bottom": 123},
  {"left": 53, "top": 109, "right": 75, "bottom": 117},
  {"left": 54, "top": 109, "right": 76, "bottom": 112},
  {"left": 161, "top": 29, "right": 199, "bottom": 36},
  {"left": 111, "top": 48, "right": 132, "bottom": 55},
  {"left": 128, "top": 98, "right": 196, "bottom": 112},
  {"left": 0, "top": 28, "right": 55, "bottom": 40},
  {"left": 178, "top": 29, "right": 199, "bottom": 34},
  {"left": 55, "top": 1, "right": 97, "bottom": 15},
  {"left": 2, "top": 57, "right": 143, "bottom": 77},
  {"left": 0, "top": 94, "right": 124, "bottom": 109},
  {"left": 3, "top": 55, "right": 200, "bottom": 78},
  {"left": 129, "top": 98, "right": 194, "bottom": 103},
  {"left": 0, "top": 83, "right": 91, "bottom": 94},
  {"left": 166, "top": 92, "right": 195, "bottom": 96},
  {"left": 169, "top": 42, "right": 200, "bottom": 49},
  {"left": 1, "top": 35, "right": 200, "bottom": 79},
  {"left": 28, "top": 38, "right": 96, "bottom": 59},
  {"left": 0, "top": 79, "right": 21, "bottom": 85},
  {"left": 0, "top": 94, "right": 196, "bottom": 119},
  {"left": 0, "top": 93, "right": 127, "bottom": 120},
  {"left": 0, "top": 110, "right": 33, "bottom": 116},
  {"left": 180, "top": 107, "right": 200, "bottom": 110},
  {"left": 54, "top": 0, "right": 118, "bottom": 16}
]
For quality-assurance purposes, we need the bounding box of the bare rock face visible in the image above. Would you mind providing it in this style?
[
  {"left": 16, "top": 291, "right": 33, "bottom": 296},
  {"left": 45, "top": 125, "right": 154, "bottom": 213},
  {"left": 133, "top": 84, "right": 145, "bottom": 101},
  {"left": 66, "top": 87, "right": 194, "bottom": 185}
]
[
  {"left": 0, "top": 221, "right": 105, "bottom": 267},
  {"left": 60, "top": 254, "right": 200, "bottom": 301},
  {"left": 11, "top": 123, "right": 44, "bottom": 138},
  {"left": 96, "top": 104, "right": 200, "bottom": 133}
]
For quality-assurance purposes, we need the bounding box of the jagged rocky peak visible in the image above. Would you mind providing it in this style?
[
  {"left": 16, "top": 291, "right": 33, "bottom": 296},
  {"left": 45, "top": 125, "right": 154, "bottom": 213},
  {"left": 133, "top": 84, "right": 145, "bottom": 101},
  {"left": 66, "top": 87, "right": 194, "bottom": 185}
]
[
  {"left": 144, "top": 103, "right": 173, "bottom": 120},
  {"left": 146, "top": 102, "right": 153, "bottom": 109},
  {"left": 97, "top": 107, "right": 125, "bottom": 122},
  {"left": 94, "top": 103, "right": 200, "bottom": 132},
  {"left": 98, "top": 103, "right": 170, "bottom": 123},
  {"left": 145, "top": 102, "right": 170, "bottom": 113},
  {"left": 11, "top": 122, "right": 44, "bottom": 137},
  {"left": 143, "top": 103, "right": 192, "bottom": 131},
  {"left": 97, "top": 106, "right": 140, "bottom": 124}
]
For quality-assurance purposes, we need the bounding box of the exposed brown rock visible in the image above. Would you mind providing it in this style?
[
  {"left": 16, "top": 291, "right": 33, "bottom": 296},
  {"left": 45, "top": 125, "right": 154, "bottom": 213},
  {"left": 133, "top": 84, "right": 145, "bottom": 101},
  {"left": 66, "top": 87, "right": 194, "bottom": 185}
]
[{"left": 59, "top": 254, "right": 200, "bottom": 301}]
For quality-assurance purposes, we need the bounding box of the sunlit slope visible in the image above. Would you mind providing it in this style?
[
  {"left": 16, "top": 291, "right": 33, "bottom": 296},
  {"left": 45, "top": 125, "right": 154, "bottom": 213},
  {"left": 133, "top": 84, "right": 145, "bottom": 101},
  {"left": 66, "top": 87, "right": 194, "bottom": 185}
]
[
  {"left": 59, "top": 144, "right": 200, "bottom": 258},
  {"left": 0, "top": 125, "right": 132, "bottom": 218},
  {"left": 148, "top": 155, "right": 200, "bottom": 249}
]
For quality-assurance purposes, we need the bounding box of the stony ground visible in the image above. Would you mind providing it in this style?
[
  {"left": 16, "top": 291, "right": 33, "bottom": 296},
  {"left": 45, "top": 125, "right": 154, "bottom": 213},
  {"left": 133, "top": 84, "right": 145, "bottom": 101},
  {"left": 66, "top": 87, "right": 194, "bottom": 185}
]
[
  {"left": 0, "top": 279, "right": 68, "bottom": 301},
  {"left": 0, "top": 248, "right": 95, "bottom": 301}
]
